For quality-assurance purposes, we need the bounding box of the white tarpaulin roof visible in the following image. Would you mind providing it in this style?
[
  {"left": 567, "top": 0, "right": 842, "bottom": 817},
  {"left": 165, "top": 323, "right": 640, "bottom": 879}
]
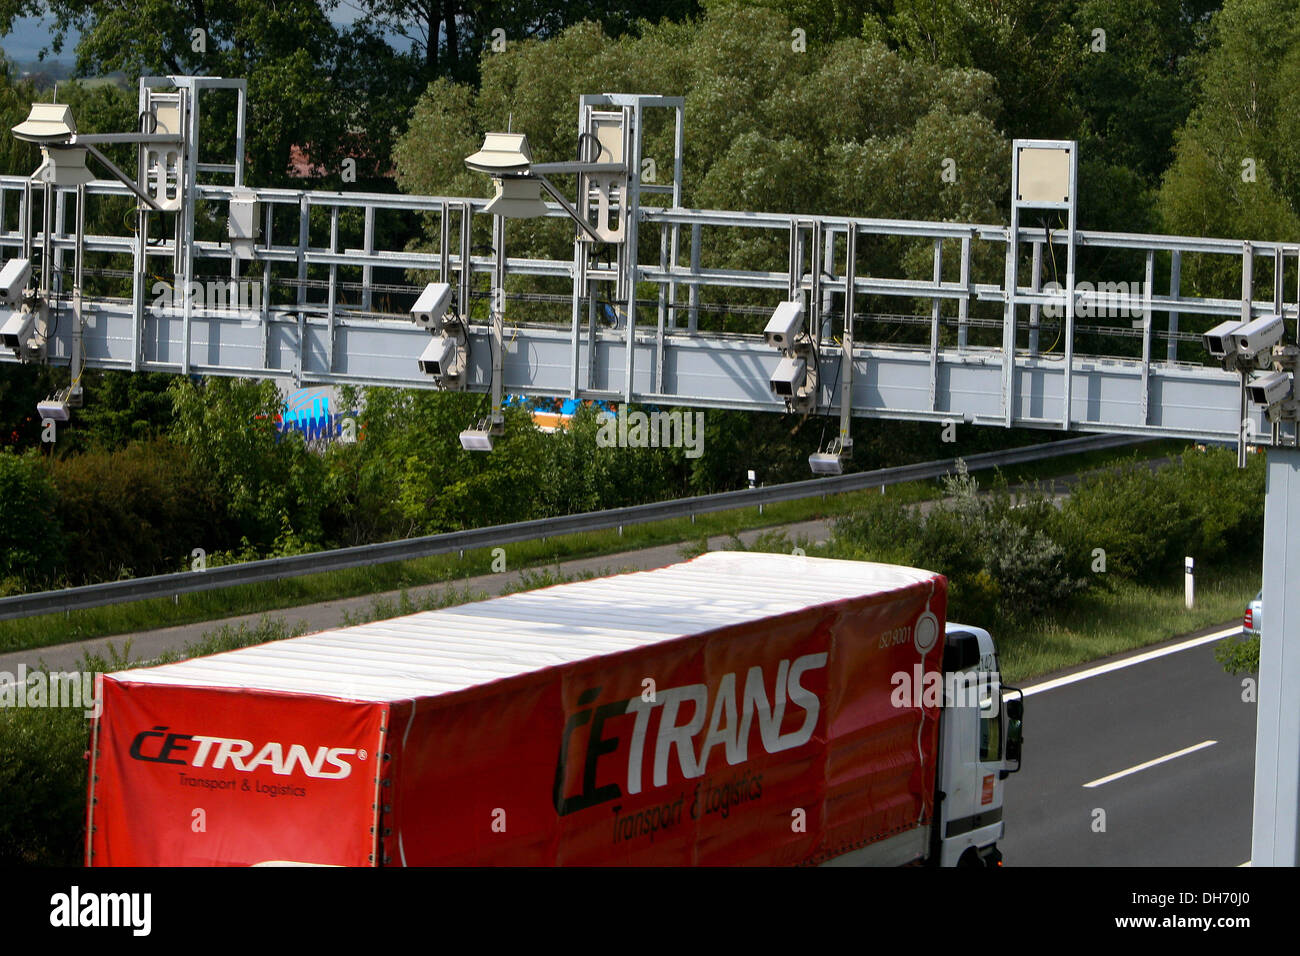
[{"left": 114, "top": 552, "right": 938, "bottom": 702}]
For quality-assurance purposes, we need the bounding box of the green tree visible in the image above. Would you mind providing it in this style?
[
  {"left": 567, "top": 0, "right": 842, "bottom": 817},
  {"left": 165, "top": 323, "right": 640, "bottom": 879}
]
[
  {"left": 55, "top": 371, "right": 177, "bottom": 453},
  {"left": 396, "top": 9, "right": 1007, "bottom": 218},
  {"left": 1158, "top": 0, "right": 1300, "bottom": 299},
  {"left": 0, "top": 51, "right": 39, "bottom": 175},
  {"left": 394, "top": 6, "right": 1009, "bottom": 346},
  {"left": 861, "top": 0, "right": 1083, "bottom": 141},
  {"left": 358, "top": 0, "right": 703, "bottom": 84},
  {"left": 0, "top": 1, "right": 371, "bottom": 186},
  {"left": 167, "top": 376, "right": 333, "bottom": 551},
  {"left": 0, "top": 448, "right": 65, "bottom": 591}
]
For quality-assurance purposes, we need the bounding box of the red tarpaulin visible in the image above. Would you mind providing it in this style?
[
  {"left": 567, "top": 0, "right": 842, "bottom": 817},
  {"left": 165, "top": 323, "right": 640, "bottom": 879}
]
[{"left": 87, "top": 554, "right": 945, "bottom": 866}]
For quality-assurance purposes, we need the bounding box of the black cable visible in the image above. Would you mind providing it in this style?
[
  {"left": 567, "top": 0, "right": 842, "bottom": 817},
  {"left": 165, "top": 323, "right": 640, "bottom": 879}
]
[
  {"left": 576, "top": 132, "right": 604, "bottom": 164},
  {"left": 808, "top": 323, "right": 824, "bottom": 416},
  {"left": 45, "top": 281, "right": 60, "bottom": 345},
  {"left": 824, "top": 331, "right": 845, "bottom": 440}
]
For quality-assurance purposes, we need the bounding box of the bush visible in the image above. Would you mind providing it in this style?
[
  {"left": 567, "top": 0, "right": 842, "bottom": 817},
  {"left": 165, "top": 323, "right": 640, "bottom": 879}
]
[
  {"left": 831, "top": 462, "right": 1089, "bottom": 621},
  {"left": 831, "top": 492, "right": 926, "bottom": 567},
  {"left": 833, "top": 447, "right": 1266, "bottom": 625},
  {"left": 0, "top": 683, "right": 90, "bottom": 865},
  {"left": 1055, "top": 447, "right": 1265, "bottom": 582},
  {"left": 47, "top": 439, "right": 226, "bottom": 585},
  {"left": 168, "top": 377, "right": 335, "bottom": 550},
  {"left": 1215, "top": 632, "right": 1259, "bottom": 675},
  {"left": 0, "top": 449, "right": 66, "bottom": 591}
]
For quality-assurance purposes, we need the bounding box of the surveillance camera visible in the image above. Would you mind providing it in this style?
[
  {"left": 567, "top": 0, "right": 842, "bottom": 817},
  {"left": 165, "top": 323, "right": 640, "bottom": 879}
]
[
  {"left": 1232, "top": 314, "right": 1285, "bottom": 360},
  {"left": 769, "top": 355, "right": 807, "bottom": 398},
  {"left": 0, "top": 257, "right": 31, "bottom": 307},
  {"left": 1203, "top": 319, "right": 1245, "bottom": 360},
  {"left": 418, "top": 335, "right": 459, "bottom": 377},
  {"left": 0, "top": 308, "right": 36, "bottom": 353},
  {"left": 764, "top": 301, "right": 804, "bottom": 350},
  {"left": 411, "top": 282, "right": 453, "bottom": 331},
  {"left": 1247, "top": 370, "right": 1292, "bottom": 407}
]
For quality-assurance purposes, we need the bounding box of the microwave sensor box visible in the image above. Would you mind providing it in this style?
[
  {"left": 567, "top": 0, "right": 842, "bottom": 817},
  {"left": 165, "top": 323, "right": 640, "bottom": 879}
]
[{"left": 88, "top": 552, "right": 948, "bottom": 866}]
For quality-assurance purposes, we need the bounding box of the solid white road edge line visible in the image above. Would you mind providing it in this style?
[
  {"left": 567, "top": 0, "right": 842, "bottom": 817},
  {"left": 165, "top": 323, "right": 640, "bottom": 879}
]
[
  {"left": 1020, "top": 627, "right": 1243, "bottom": 698},
  {"left": 1082, "top": 740, "right": 1218, "bottom": 789}
]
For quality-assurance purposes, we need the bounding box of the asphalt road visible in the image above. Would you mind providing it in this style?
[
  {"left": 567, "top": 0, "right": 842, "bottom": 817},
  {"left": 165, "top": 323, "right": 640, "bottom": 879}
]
[{"left": 1002, "top": 625, "right": 1256, "bottom": 866}]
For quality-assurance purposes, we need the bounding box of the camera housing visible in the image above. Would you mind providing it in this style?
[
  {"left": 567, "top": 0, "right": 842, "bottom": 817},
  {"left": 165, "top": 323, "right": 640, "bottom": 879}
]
[
  {"left": 769, "top": 355, "right": 807, "bottom": 398},
  {"left": 0, "top": 257, "right": 31, "bottom": 307},
  {"left": 1247, "top": 370, "right": 1293, "bottom": 407},
  {"left": 1232, "top": 314, "right": 1285, "bottom": 360},
  {"left": 764, "top": 301, "right": 804, "bottom": 350},
  {"left": 418, "top": 335, "right": 459, "bottom": 377},
  {"left": 411, "top": 282, "right": 453, "bottom": 332},
  {"left": 1203, "top": 319, "right": 1245, "bottom": 360},
  {"left": 0, "top": 308, "right": 36, "bottom": 354}
]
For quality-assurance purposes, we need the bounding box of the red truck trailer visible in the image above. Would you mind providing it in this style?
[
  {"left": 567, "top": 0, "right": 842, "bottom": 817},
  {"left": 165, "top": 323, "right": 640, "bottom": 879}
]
[{"left": 86, "top": 552, "right": 1022, "bottom": 866}]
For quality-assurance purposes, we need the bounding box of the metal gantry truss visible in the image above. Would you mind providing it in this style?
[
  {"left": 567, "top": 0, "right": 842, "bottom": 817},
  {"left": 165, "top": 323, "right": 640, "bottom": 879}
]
[
  {"left": 9, "top": 174, "right": 1300, "bottom": 439},
  {"left": 8, "top": 189, "right": 1300, "bottom": 438},
  {"left": 2, "top": 77, "right": 1299, "bottom": 864}
]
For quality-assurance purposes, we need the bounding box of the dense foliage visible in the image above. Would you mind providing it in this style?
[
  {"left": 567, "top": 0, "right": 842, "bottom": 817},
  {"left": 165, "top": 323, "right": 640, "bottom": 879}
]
[
  {"left": 0, "top": 1, "right": 1285, "bottom": 594},
  {"left": 831, "top": 447, "right": 1264, "bottom": 623}
]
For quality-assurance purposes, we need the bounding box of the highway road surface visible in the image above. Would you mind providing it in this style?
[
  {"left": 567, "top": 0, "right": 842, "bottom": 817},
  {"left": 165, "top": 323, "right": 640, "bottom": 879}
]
[{"left": 1002, "top": 625, "right": 1255, "bottom": 866}]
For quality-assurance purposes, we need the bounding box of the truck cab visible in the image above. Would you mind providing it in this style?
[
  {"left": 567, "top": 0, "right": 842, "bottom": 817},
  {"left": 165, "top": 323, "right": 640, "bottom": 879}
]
[{"left": 936, "top": 623, "right": 1024, "bottom": 867}]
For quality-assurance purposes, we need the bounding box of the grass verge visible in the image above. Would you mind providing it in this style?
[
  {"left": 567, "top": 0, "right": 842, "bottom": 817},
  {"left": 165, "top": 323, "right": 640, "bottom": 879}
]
[
  {"left": 0, "top": 438, "right": 1188, "bottom": 655},
  {"left": 994, "top": 563, "right": 1258, "bottom": 683}
]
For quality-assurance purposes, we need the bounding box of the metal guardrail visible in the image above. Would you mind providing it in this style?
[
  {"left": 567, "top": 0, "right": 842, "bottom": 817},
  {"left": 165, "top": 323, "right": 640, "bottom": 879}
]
[{"left": 0, "top": 433, "right": 1149, "bottom": 621}]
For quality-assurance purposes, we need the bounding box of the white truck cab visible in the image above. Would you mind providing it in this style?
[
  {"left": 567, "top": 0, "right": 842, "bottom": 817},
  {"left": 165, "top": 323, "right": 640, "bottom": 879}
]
[{"left": 936, "top": 623, "right": 1024, "bottom": 867}]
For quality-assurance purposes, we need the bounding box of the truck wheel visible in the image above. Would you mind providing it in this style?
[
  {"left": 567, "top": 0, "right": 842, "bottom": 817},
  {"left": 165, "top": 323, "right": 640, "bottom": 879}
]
[{"left": 956, "top": 848, "right": 983, "bottom": 868}]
